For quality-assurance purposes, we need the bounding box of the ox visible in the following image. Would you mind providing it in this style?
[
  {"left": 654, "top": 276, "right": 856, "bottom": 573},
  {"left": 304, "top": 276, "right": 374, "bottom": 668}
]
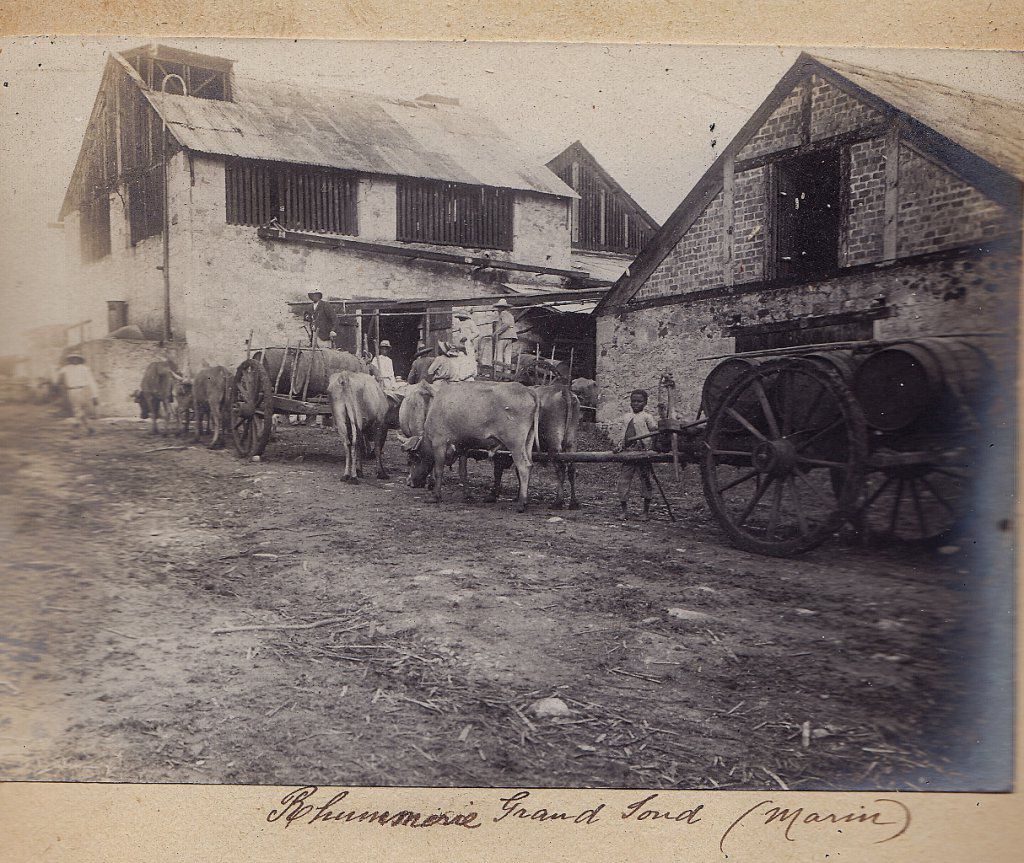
[
  {"left": 491, "top": 383, "right": 581, "bottom": 509},
  {"left": 191, "top": 365, "right": 232, "bottom": 447},
  {"left": 328, "top": 370, "right": 401, "bottom": 482},
  {"left": 134, "top": 361, "right": 182, "bottom": 435},
  {"left": 408, "top": 381, "right": 540, "bottom": 512}
]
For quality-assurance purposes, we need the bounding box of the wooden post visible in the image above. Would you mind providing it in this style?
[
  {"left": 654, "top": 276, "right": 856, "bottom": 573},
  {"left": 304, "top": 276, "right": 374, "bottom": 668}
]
[
  {"left": 373, "top": 308, "right": 381, "bottom": 358},
  {"left": 568, "top": 346, "right": 575, "bottom": 381},
  {"left": 883, "top": 123, "right": 900, "bottom": 262},
  {"left": 491, "top": 319, "right": 497, "bottom": 374}
]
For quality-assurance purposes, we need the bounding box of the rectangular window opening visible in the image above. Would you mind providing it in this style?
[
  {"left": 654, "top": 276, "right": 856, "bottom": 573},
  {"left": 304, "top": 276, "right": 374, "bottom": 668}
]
[
  {"left": 773, "top": 149, "right": 842, "bottom": 280},
  {"left": 224, "top": 160, "right": 357, "bottom": 235},
  {"left": 396, "top": 179, "right": 512, "bottom": 251},
  {"left": 80, "top": 193, "right": 111, "bottom": 263}
]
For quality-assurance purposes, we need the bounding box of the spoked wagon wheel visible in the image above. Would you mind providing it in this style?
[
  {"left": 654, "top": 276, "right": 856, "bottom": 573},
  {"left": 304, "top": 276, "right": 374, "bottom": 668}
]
[
  {"left": 230, "top": 359, "right": 274, "bottom": 458},
  {"left": 848, "top": 456, "right": 971, "bottom": 544},
  {"left": 700, "top": 358, "right": 867, "bottom": 557}
]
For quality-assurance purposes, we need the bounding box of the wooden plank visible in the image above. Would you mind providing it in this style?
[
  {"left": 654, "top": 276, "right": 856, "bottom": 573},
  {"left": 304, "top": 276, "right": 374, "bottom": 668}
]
[
  {"left": 256, "top": 226, "right": 588, "bottom": 279},
  {"left": 883, "top": 123, "right": 900, "bottom": 262}
]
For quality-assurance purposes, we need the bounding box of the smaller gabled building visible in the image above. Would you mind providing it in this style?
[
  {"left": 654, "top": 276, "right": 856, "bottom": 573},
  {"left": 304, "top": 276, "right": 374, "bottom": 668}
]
[{"left": 595, "top": 54, "right": 1022, "bottom": 424}]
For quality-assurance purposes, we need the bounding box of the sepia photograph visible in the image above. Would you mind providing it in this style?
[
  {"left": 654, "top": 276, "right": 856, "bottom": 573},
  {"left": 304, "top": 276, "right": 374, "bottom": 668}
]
[{"left": 0, "top": 37, "right": 1019, "bottom": 794}]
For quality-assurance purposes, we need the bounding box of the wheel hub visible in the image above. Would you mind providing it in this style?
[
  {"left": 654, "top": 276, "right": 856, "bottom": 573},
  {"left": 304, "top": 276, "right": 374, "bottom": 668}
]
[{"left": 753, "top": 438, "right": 797, "bottom": 476}]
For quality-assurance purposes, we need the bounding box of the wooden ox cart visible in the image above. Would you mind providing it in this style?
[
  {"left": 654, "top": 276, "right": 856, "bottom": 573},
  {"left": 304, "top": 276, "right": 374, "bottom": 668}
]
[
  {"left": 229, "top": 344, "right": 367, "bottom": 458},
  {"left": 533, "top": 334, "right": 1000, "bottom": 557}
]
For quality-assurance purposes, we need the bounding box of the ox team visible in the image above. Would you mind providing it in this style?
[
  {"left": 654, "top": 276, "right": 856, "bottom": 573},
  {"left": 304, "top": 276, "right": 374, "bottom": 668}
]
[{"left": 119, "top": 290, "right": 661, "bottom": 519}]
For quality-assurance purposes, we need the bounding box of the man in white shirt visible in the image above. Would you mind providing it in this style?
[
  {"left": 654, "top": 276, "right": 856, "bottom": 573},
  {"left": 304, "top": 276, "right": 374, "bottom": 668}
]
[
  {"left": 612, "top": 389, "right": 660, "bottom": 520},
  {"left": 427, "top": 341, "right": 461, "bottom": 382},
  {"left": 55, "top": 353, "right": 100, "bottom": 436},
  {"left": 453, "top": 310, "right": 480, "bottom": 358},
  {"left": 370, "top": 340, "right": 398, "bottom": 390},
  {"left": 450, "top": 339, "right": 478, "bottom": 381},
  {"left": 493, "top": 299, "right": 518, "bottom": 369}
]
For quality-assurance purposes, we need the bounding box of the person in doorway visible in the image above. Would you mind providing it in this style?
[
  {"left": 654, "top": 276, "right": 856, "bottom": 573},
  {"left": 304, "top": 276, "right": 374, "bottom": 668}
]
[
  {"left": 493, "top": 299, "right": 518, "bottom": 369},
  {"left": 54, "top": 352, "right": 99, "bottom": 436},
  {"left": 427, "top": 341, "right": 461, "bottom": 382},
  {"left": 406, "top": 341, "right": 435, "bottom": 385},
  {"left": 303, "top": 290, "right": 337, "bottom": 348},
  {"left": 370, "top": 340, "right": 398, "bottom": 390},
  {"left": 613, "top": 389, "right": 660, "bottom": 520}
]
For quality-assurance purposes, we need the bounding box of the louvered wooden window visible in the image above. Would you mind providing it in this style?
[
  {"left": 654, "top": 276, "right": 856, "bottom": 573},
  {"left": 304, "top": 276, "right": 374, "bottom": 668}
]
[
  {"left": 396, "top": 179, "right": 512, "bottom": 251},
  {"left": 225, "top": 160, "right": 358, "bottom": 235},
  {"left": 80, "top": 194, "right": 111, "bottom": 263},
  {"left": 128, "top": 163, "right": 165, "bottom": 246}
]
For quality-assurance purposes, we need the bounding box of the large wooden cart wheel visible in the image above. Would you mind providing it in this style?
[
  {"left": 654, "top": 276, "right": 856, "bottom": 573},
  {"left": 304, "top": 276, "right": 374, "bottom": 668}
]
[
  {"left": 230, "top": 359, "right": 274, "bottom": 458},
  {"left": 847, "top": 457, "right": 971, "bottom": 544},
  {"left": 700, "top": 358, "right": 867, "bottom": 557}
]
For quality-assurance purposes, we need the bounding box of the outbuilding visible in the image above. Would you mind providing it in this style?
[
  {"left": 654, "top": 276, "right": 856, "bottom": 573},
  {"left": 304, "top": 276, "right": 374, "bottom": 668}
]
[{"left": 594, "top": 54, "right": 1022, "bottom": 424}]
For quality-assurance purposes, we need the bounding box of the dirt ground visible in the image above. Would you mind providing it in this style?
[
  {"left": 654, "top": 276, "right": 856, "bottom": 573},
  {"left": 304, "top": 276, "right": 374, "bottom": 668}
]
[{"left": 0, "top": 399, "right": 1011, "bottom": 791}]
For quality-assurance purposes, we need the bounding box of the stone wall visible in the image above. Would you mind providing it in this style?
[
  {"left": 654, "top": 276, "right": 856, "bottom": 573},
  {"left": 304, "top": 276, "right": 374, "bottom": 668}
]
[
  {"left": 598, "top": 246, "right": 1019, "bottom": 427},
  {"left": 64, "top": 152, "right": 572, "bottom": 373},
  {"left": 75, "top": 337, "right": 186, "bottom": 417}
]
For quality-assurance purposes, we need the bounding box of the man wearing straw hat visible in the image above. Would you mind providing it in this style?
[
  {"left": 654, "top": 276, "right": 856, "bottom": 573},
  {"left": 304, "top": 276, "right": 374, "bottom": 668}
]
[
  {"left": 55, "top": 352, "right": 99, "bottom": 436},
  {"left": 303, "top": 289, "right": 337, "bottom": 348},
  {"left": 370, "top": 339, "right": 398, "bottom": 390},
  {"left": 493, "top": 299, "right": 518, "bottom": 369}
]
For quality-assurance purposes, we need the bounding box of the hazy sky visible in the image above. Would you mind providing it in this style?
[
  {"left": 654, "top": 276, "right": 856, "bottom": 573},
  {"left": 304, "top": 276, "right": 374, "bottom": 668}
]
[{"left": 1, "top": 38, "right": 1021, "bottom": 346}]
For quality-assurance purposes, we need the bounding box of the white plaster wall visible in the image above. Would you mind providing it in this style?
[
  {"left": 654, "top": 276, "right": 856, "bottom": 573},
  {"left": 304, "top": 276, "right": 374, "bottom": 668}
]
[
  {"left": 357, "top": 177, "right": 397, "bottom": 242},
  {"left": 513, "top": 193, "right": 572, "bottom": 270}
]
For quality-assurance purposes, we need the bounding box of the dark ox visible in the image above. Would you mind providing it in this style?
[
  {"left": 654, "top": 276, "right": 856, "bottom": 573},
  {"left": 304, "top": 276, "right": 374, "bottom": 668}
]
[
  {"left": 191, "top": 365, "right": 232, "bottom": 447},
  {"left": 134, "top": 360, "right": 181, "bottom": 435},
  {"left": 492, "top": 383, "right": 581, "bottom": 509},
  {"left": 328, "top": 371, "right": 401, "bottom": 482},
  {"left": 407, "top": 381, "right": 540, "bottom": 513}
]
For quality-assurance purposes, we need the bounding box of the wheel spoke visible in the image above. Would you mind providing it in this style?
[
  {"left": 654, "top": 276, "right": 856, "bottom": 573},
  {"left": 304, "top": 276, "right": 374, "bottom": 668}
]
[
  {"left": 862, "top": 475, "right": 894, "bottom": 510},
  {"left": 795, "top": 378, "right": 827, "bottom": 431},
  {"left": 796, "top": 456, "right": 848, "bottom": 469},
  {"left": 932, "top": 467, "right": 969, "bottom": 480},
  {"left": 795, "top": 418, "right": 844, "bottom": 453},
  {"left": 888, "top": 478, "right": 905, "bottom": 535},
  {"left": 726, "top": 407, "right": 767, "bottom": 442},
  {"left": 787, "top": 476, "right": 810, "bottom": 536},
  {"left": 717, "top": 468, "right": 761, "bottom": 493},
  {"left": 736, "top": 475, "right": 774, "bottom": 526},
  {"left": 709, "top": 449, "right": 755, "bottom": 459},
  {"left": 794, "top": 469, "right": 832, "bottom": 507},
  {"left": 919, "top": 476, "right": 955, "bottom": 515},
  {"left": 753, "top": 380, "right": 781, "bottom": 439}
]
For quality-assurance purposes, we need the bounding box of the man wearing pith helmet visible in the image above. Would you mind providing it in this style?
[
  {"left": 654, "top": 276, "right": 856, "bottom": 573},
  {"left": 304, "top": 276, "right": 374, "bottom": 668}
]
[{"left": 303, "top": 288, "right": 337, "bottom": 348}]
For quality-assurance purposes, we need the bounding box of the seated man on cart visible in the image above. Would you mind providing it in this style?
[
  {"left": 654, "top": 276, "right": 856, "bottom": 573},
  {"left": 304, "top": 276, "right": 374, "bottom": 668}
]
[{"left": 303, "top": 289, "right": 337, "bottom": 348}]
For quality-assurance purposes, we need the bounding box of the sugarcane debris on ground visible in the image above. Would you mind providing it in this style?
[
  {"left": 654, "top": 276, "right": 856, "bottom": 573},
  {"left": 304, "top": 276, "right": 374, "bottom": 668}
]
[{"left": 0, "top": 401, "right": 991, "bottom": 789}]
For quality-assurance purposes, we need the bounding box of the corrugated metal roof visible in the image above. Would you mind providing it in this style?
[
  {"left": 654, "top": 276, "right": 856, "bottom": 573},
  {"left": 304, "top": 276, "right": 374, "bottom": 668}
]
[
  {"left": 816, "top": 56, "right": 1024, "bottom": 181},
  {"left": 143, "top": 77, "right": 576, "bottom": 198}
]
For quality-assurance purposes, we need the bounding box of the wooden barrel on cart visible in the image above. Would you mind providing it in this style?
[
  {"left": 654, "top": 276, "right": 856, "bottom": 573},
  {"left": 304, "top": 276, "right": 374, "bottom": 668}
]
[
  {"left": 701, "top": 357, "right": 763, "bottom": 418},
  {"left": 802, "top": 349, "right": 861, "bottom": 384},
  {"left": 851, "top": 337, "right": 991, "bottom": 432},
  {"left": 258, "top": 347, "right": 367, "bottom": 399}
]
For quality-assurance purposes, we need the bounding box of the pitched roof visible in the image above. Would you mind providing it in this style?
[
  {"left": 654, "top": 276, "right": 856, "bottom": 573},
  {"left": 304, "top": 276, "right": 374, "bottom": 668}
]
[
  {"left": 547, "top": 140, "right": 660, "bottom": 231},
  {"left": 818, "top": 57, "right": 1024, "bottom": 182},
  {"left": 596, "top": 53, "right": 1024, "bottom": 314},
  {"left": 142, "top": 74, "right": 576, "bottom": 198}
]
